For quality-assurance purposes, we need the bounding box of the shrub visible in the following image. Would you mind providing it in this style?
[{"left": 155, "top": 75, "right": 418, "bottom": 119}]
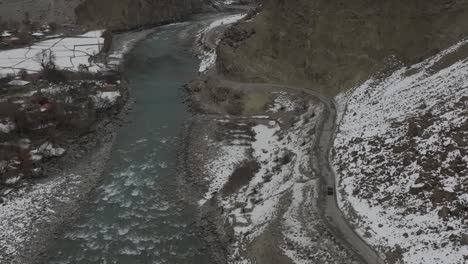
[
  {"left": 22, "top": 12, "right": 31, "bottom": 27},
  {"left": 16, "top": 148, "right": 32, "bottom": 176},
  {"left": 0, "top": 16, "right": 6, "bottom": 32},
  {"left": 7, "top": 19, "right": 19, "bottom": 30},
  {"left": 36, "top": 49, "right": 56, "bottom": 70},
  {"left": 16, "top": 31, "right": 34, "bottom": 46},
  {"left": 12, "top": 110, "right": 29, "bottom": 134},
  {"left": 0, "top": 102, "right": 19, "bottom": 119},
  {"left": 18, "top": 69, "right": 28, "bottom": 79},
  {"left": 35, "top": 50, "right": 67, "bottom": 83},
  {"left": 101, "top": 30, "right": 113, "bottom": 54},
  {"left": 226, "top": 98, "right": 244, "bottom": 116},
  {"left": 78, "top": 64, "right": 89, "bottom": 72},
  {"left": 31, "top": 21, "right": 41, "bottom": 32},
  {"left": 48, "top": 22, "right": 58, "bottom": 32},
  {"left": 208, "top": 86, "right": 231, "bottom": 103}
]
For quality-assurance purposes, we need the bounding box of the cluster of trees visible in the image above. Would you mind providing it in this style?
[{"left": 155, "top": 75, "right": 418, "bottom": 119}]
[
  {"left": 0, "top": 87, "right": 99, "bottom": 185},
  {"left": 0, "top": 12, "right": 57, "bottom": 33},
  {"left": 0, "top": 13, "right": 58, "bottom": 47}
]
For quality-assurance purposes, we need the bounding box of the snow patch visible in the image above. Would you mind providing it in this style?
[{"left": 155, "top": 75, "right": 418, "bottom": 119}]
[
  {"left": 0, "top": 174, "right": 79, "bottom": 260},
  {"left": 0, "top": 120, "right": 15, "bottom": 133},
  {"left": 0, "top": 30, "right": 104, "bottom": 77},
  {"left": 197, "top": 14, "right": 246, "bottom": 72},
  {"left": 333, "top": 39, "right": 468, "bottom": 264},
  {"left": 92, "top": 91, "right": 121, "bottom": 109}
]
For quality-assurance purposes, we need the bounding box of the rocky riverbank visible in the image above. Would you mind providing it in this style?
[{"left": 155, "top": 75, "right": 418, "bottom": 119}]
[
  {"left": 179, "top": 13, "right": 365, "bottom": 263},
  {"left": 0, "top": 86, "right": 131, "bottom": 264},
  {"left": 182, "top": 77, "right": 364, "bottom": 263},
  {"left": 0, "top": 28, "right": 160, "bottom": 263},
  {"left": 0, "top": 10, "right": 257, "bottom": 263}
]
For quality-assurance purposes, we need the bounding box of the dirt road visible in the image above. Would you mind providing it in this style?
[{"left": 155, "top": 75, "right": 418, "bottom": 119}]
[{"left": 214, "top": 80, "right": 385, "bottom": 264}]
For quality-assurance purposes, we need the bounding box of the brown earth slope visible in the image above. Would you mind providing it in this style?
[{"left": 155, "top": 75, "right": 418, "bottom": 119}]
[
  {"left": 0, "top": 0, "right": 206, "bottom": 30},
  {"left": 75, "top": 0, "right": 204, "bottom": 30},
  {"left": 0, "top": 0, "right": 82, "bottom": 24},
  {"left": 217, "top": 0, "right": 468, "bottom": 95}
]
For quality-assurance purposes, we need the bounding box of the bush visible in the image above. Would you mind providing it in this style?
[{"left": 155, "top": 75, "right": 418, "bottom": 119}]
[
  {"left": 35, "top": 50, "right": 67, "bottom": 83},
  {"left": 49, "top": 22, "right": 58, "bottom": 32},
  {"left": 31, "top": 21, "right": 41, "bottom": 32},
  {"left": 7, "top": 19, "right": 19, "bottom": 30},
  {"left": 36, "top": 49, "right": 56, "bottom": 70},
  {"left": 0, "top": 102, "right": 19, "bottom": 119},
  {"left": 22, "top": 12, "right": 31, "bottom": 26},
  {"left": 16, "top": 31, "right": 34, "bottom": 46},
  {"left": 12, "top": 110, "right": 29, "bottom": 134},
  {"left": 208, "top": 86, "right": 231, "bottom": 103},
  {"left": 16, "top": 148, "right": 32, "bottom": 176},
  {"left": 78, "top": 64, "right": 89, "bottom": 72},
  {"left": 18, "top": 69, "right": 28, "bottom": 79},
  {"left": 0, "top": 16, "right": 6, "bottom": 32},
  {"left": 226, "top": 98, "right": 244, "bottom": 116},
  {"left": 101, "top": 30, "right": 113, "bottom": 54}
]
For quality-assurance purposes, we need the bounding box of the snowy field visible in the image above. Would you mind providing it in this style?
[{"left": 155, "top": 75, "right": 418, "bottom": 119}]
[
  {"left": 0, "top": 30, "right": 104, "bottom": 77},
  {"left": 333, "top": 39, "right": 468, "bottom": 263}
]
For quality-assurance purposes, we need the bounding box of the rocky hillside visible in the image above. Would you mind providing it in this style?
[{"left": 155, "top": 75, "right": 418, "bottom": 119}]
[
  {"left": 0, "top": 0, "right": 82, "bottom": 24},
  {"left": 333, "top": 37, "right": 468, "bottom": 264},
  {"left": 213, "top": 1, "right": 468, "bottom": 263},
  {"left": 75, "top": 0, "right": 204, "bottom": 30},
  {"left": 0, "top": 0, "right": 205, "bottom": 31},
  {"left": 217, "top": 0, "right": 468, "bottom": 94}
]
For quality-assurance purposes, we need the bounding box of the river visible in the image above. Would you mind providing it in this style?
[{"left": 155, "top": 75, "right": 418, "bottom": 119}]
[{"left": 47, "top": 22, "right": 210, "bottom": 264}]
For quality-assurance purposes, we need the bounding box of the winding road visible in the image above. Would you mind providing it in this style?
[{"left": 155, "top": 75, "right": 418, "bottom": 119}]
[
  {"left": 211, "top": 79, "right": 385, "bottom": 263},
  {"left": 201, "top": 10, "right": 385, "bottom": 263},
  {"left": 214, "top": 80, "right": 385, "bottom": 264},
  {"left": 312, "top": 90, "right": 386, "bottom": 264}
]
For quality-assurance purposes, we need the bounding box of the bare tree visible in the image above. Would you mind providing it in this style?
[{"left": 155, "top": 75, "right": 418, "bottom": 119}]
[
  {"left": 35, "top": 49, "right": 66, "bottom": 82},
  {"left": 36, "top": 49, "right": 56, "bottom": 71}
]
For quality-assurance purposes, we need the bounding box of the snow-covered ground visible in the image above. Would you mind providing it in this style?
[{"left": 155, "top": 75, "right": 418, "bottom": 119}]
[
  {"left": 0, "top": 174, "right": 79, "bottom": 260},
  {"left": 333, "top": 40, "right": 468, "bottom": 263},
  {"left": 92, "top": 91, "right": 122, "bottom": 109},
  {"left": 213, "top": 0, "right": 237, "bottom": 5},
  {"left": 199, "top": 91, "right": 355, "bottom": 263},
  {"left": 0, "top": 30, "right": 105, "bottom": 77},
  {"left": 199, "top": 140, "right": 248, "bottom": 205},
  {"left": 197, "top": 14, "right": 246, "bottom": 73},
  {"left": 106, "top": 28, "right": 160, "bottom": 70}
]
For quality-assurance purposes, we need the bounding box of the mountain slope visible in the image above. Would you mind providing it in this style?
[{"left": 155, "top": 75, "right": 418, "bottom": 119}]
[
  {"left": 333, "top": 39, "right": 468, "bottom": 264},
  {"left": 217, "top": 0, "right": 468, "bottom": 95},
  {"left": 0, "top": 0, "right": 204, "bottom": 30},
  {"left": 0, "top": 0, "right": 82, "bottom": 24},
  {"left": 75, "top": 0, "right": 203, "bottom": 30}
]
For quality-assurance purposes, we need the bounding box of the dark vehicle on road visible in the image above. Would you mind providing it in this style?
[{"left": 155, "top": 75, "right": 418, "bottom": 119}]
[{"left": 327, "top": 187, "right": 334, "bottom": 196}]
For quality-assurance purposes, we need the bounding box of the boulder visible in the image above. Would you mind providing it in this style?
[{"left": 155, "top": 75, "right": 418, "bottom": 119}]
[
  {"left": 430, "top": 189, "right": 456, "bottom": 204},
  {"left": 438, "top": 206, "right": 451, "bottom": 219},
  {"left": 461, "top": 234, "right": 468, "bottom": 245}
]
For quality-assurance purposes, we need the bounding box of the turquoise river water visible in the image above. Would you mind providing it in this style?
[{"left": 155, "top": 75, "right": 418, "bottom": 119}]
[{"left": 48, "top": 22, "right": 210, "bottom": 264}]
